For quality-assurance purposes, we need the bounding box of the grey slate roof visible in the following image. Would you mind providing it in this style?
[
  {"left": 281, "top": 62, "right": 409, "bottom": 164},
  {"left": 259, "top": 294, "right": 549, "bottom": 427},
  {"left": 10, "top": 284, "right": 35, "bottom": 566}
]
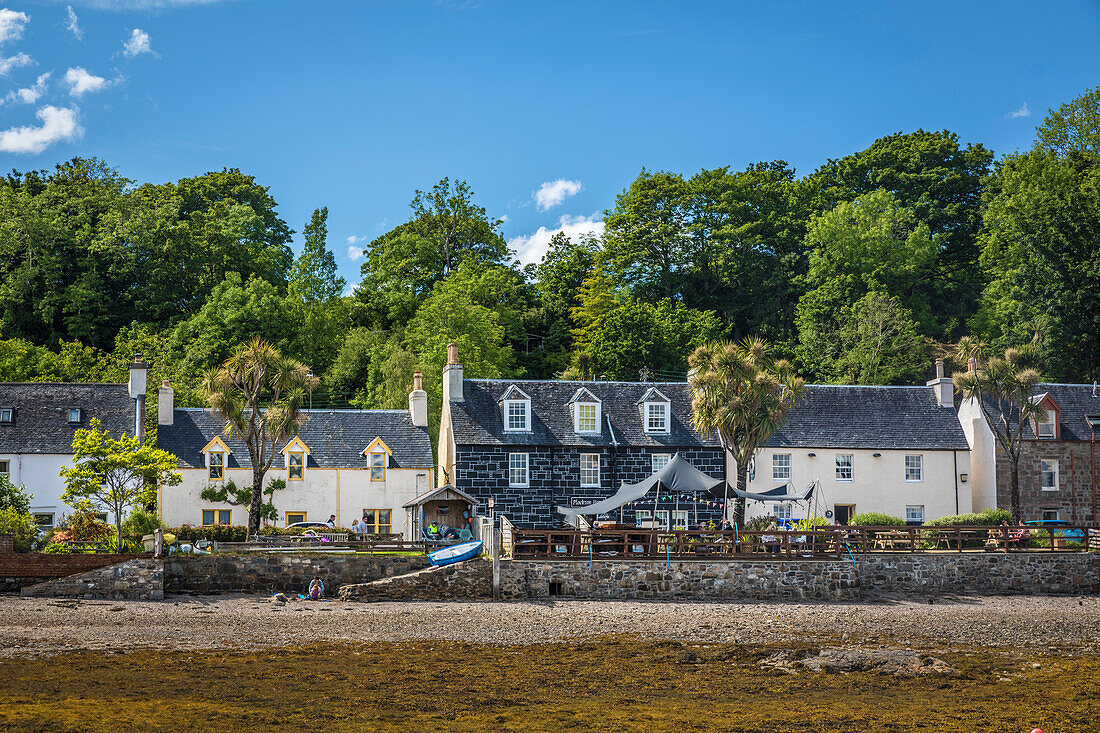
[
  {"left": 982, "top": 383, "right": 1100, "bottom": 441},
  {"left": 158, "top": 408, "right": 433, "bottom": 469},
  {"left": 0, "top": 382, "right": 135, "bottom": 454},
  {"left": 449, "top": 379, "right": 719, "bottom": 449},
  {"left": 765, "top": 385, "right": 969, "bottom": 450}
]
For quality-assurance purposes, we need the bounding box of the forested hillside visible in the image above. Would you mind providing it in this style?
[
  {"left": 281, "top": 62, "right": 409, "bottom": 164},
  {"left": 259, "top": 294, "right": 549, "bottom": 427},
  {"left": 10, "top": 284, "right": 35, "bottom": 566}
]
[{"left": 1, "top": 88, "right": 1098, "bottom": 429}]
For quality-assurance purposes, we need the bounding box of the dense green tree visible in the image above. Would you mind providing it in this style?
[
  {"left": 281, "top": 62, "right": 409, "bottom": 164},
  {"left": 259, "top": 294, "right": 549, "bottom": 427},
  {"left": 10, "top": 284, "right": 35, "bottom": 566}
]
[
  {"left": 354, "top": 179, "right": 507, "bottom": 328},
  {"left": 286, "top": 207, "right": 347, "bottom": 374},
  {"left": 1036, "top": 85, "right": 1100, "bottom": 160},
  {"left": 0, "top": 475, "right": 32, "bottom": 515},
  {"left": 809, "top": 130, "right": 993, "bottom": 337}
]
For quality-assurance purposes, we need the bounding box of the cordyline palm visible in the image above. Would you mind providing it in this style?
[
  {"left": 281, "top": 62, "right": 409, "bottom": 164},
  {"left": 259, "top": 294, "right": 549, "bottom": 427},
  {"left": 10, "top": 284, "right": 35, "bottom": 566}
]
[
  {"left": 688, "top": 337, "right": 805, "bottom": 527},
  {"left": 202, "top": 338, "right": 318, "bottom": 534},
  {"left": 953, "top": 343, "right": 1044, "bottom": 522}
]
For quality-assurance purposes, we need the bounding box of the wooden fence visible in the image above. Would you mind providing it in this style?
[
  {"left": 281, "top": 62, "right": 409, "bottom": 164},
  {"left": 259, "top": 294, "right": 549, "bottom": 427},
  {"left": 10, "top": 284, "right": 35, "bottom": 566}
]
[{"left": 508, "top": 525, "right": 1095, "bottom": 560}]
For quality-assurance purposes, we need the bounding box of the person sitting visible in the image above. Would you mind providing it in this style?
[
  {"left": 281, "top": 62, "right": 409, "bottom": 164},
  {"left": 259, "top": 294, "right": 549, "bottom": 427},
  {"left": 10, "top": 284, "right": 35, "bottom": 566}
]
[
  {"left": 307, "top": 575, "right": 325, "bottom": 600},
  {"left": 441, "top": 525, "right": 459, "bottom": 540},
  {"left": 326, "top": 514, "right": 336, "bottom": 528},
  {"left": 350, "top": 518, "right": 362, "bottom": 536},
  {"left": 1008, "top": 521, "right": 1030, "bottom": 550},
  {"left": 426, "top": 522, "right": 441, "bottom": 539},
  {"left": 761, "top": 523, "right": 780, "bottom": 554}
]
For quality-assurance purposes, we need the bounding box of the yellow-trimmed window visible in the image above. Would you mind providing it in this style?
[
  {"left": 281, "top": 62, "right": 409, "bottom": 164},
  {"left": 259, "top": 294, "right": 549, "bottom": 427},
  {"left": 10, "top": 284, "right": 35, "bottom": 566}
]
[
  {"left": 202, "top": 509, "right": 231, "bottom": 526},
  {"left": 286, "top": 511, "right": 307, "bottom": 525},
  {"left": 362, "top": 509, "right": 392, "bottom": 534},
  {"left": 209, "top": 451, "right": 224, "bottom": 480},
  {"left": 288, "top": 451, "right": 304, "bottom": 480},
  {"left": 370, "top": 451, "right": 385, "bottom": 481}
]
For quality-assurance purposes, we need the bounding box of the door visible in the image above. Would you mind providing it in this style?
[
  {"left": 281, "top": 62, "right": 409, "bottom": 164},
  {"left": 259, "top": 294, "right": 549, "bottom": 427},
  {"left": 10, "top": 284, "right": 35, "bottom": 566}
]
[{"left": 834, "top": 504, "right": 855, "bottom": 526}]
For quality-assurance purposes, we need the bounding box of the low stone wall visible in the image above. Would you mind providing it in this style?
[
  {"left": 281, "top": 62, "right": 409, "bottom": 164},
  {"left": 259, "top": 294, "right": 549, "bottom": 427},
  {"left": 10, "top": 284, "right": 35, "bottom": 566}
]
[
  {"left": 500, "top": 553, "right": 1100, "bottom": 601},
  {"left": 0, "top": 535, "right": 151, "bottom": 592},
  {"left": 20, "top": 559, "right": 163, "bottom": 601},
  {"left": 165, "top": 553, "right": 431, "bottom": 594},
  {"left": 340, "top": 559, "right": 492, "bottom": 601}
]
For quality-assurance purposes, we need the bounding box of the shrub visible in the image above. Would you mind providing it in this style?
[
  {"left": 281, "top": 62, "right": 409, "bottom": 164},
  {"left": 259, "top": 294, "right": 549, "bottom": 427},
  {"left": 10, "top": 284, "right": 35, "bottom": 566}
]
[
  {"left": 923, "top": 508, "right": 1012, "bottom": 527},
  {"left": 168, "top": 524, "right": 249, "bottom": 544},
  {"left": 745, "top": 514, "right": 779, "bottom": 532},
  {"left": 849, "top": 512, "right": 906, "bottom": 526},
  {"left": 0, "top": 507, "right": 38, "bottom": 552},
  {"left": 0, "top": 475, "right": 32, "bottom": 515},
  {"left": 793, "top": 516, "right": 830, "bottom": 531},
  {"left": 48, "top": 507, "right": 114, "bottom": 544},
  {"left": 121, "top": 509, "right": 164, "bottom": 541}
]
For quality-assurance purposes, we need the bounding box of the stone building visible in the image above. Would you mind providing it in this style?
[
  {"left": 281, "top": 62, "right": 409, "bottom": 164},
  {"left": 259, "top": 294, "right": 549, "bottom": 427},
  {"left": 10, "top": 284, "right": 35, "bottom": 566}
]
[
  {"left": 436, "top": 344, "right": 726, "bottom": 529},
  {"left": 0, "top": 357, "right": 148, "bottom": 531},
  {"left": 156, "top": 372, "right": 435, "bottom": 537},
  {"left": 960, "top": 382, "right": 1100, "bottom": 524}
]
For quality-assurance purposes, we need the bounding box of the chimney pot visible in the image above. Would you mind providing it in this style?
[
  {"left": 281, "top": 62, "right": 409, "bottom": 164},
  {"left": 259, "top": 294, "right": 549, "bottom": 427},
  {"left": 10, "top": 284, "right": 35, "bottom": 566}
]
[
  {"left": 447, "top": 342, "right": 459, "bottom": 365},
  {"left": 935, "top": 358, "right": 944, "bottom": 379},
  {"left": 409, "top": 371, "right": 428, "bottom": 427},
  {"left": 157, "top": 380, "right": 175, "bottom": 426},
  {"left": 413, "top": 370, "right": 423, "bottom": 391}
]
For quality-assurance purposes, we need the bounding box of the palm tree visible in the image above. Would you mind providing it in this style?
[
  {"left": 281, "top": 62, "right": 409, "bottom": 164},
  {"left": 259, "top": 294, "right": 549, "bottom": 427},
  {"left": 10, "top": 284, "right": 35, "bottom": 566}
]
[
  {"left": 202, "top": 338, "right": 319, "bottom": 534},
  {"left": 688, "top": 337, "right": 805, "bottom": 526},
  {"left": 953, "top": 343, "right": 1044, "bottom": 521}
]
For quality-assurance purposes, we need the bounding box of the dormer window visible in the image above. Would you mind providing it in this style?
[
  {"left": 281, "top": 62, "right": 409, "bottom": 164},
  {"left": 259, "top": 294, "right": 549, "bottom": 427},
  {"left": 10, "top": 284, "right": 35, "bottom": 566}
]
[
  {"left": 362, "top": 437, "right": 393, "bottom": 482},
  {"left": 499, "top": 385, "right": 532, "bottom": 432},
  {"left": 202, "top": 436, "right": 232, "bottom": 481},
  {"left": 288, "top": 452, "right": 304, "bottom": 480},
  {"left": 1029, "top": 393, "right": 1061, "bottom": 439},
  {"left": 637, "top": 387, "right": 671, "bottom": 435},
  {"left": 0, "top": 407, "right": 12, "bottom": 423},
  {"left": 567, "top": 387, "right": 602, "bottom": 435},
  {"left": 1036, "top": 413, "right": 1056, "bottom": 439},
  {"left": 67, "top": 408, "right": 82, "bottom": 424}
]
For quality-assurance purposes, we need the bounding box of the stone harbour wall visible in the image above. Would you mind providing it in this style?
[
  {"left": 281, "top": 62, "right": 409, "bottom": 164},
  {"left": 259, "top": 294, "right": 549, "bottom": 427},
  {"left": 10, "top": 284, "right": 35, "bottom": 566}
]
[
  {"left": 0, "top": 534, "right": 151, "bottom": 592},
  {"left": 340, "top": 560, "right": 492, "bottom": 601},
  {"left": 164, "top": 553, "right": 432, "bottom": 594},
  {"left": 499, "top": 552, "right": 1100, "bottom": 601},
  {"left": 20, "top": 559, "right": 163, "bottom": 601}
]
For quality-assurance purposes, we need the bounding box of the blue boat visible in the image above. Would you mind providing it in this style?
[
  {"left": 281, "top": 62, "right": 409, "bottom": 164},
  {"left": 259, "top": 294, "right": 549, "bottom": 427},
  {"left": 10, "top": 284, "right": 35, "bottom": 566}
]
[{"left": 427, "top": 540, "right": 483, "bottom": 566}]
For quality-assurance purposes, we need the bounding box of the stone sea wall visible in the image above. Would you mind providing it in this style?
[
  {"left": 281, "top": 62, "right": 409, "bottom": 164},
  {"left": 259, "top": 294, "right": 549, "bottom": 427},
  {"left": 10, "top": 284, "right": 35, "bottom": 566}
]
[
  {"left": 21, "top": 559, "right": 163, "bottom": 601},
  {"left": 164, "top": 553, "right": 431, "bottom": 594},
  {"left": 340, "top": 560, "right": 492, "bottom": 601}
]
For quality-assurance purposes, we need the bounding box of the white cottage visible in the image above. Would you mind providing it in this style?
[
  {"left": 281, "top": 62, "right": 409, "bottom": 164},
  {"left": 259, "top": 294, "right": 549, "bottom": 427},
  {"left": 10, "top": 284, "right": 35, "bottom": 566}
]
[
  {"left": 156, "top": 373, "right": 435, "bottom": 538},
  {"left": 741, "top": 363, "right": 972, "bottom": 525},
  {"left": 0, "top": 357, "right": 148, "bottom": 531}
]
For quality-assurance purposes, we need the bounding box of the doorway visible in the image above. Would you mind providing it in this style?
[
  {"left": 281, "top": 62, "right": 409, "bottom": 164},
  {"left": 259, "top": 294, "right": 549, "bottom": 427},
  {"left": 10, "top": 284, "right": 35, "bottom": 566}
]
[{"left": 834, "top": 504, "right": 855, "bottom": 526}]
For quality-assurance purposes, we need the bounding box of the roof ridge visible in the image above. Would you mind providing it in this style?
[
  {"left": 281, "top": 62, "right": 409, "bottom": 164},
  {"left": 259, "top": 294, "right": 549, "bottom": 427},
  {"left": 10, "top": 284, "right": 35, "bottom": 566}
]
[{"left": 0, "top": 381, "right": 127, "bottom": 387}]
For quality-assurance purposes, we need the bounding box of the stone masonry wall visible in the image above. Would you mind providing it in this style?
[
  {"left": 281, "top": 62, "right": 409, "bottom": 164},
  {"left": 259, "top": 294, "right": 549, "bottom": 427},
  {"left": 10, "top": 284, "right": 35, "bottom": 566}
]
[
  {"left": 164, "top": 553, "right": 431, "bottom": 594},
  {"left": 21, "top": 559, "right": 163, "bottom": 601},
  {"left": 340, "top": 559, "right": 492, "bottom": 601},
  {"left": 456, "top": 446, "right": 725, "bottom": 528},
  {"left": 996, "top": 440, "right": 1098, "bottom": 524},
  {"left": 499, "top": 553, "right": 1099, "bottom": 601},
  {"left": 1, "top": 534, "right": 151, "bottom": 592}
]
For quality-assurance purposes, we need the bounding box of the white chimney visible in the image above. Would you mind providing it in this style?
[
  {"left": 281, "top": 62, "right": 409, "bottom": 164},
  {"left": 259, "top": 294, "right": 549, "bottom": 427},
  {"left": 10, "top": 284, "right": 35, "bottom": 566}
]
[
  {"left": 129, "top": 353, "right": 148, "bottom": 440},
  {"left": 443, "top": 342, "right": 463, "bottom": 403},
  {"left": 926, "top": 358, "right": 954, "bottom": 408},
  {"left": 409, "top": 371, "right": 428, "bottom": 427},
  {"left": 158, "top": 380, "right": 175, "bottom": 426}
]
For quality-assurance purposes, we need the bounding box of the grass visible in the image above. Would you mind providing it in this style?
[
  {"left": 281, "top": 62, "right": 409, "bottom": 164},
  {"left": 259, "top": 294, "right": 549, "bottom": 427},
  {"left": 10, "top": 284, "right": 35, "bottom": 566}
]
[{"left": 0, "top": 639, "right": 1096, "bottom": 732}]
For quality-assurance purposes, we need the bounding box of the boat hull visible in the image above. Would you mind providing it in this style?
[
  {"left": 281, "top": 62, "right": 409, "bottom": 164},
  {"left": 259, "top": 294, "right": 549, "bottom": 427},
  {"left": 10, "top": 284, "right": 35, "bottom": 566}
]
[{"left": 427, "top": 540, "right": 483, "bottom": 566}]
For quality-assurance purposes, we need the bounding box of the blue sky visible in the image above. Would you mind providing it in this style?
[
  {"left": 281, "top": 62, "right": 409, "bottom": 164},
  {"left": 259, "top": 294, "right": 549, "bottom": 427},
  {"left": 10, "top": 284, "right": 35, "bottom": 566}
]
[{"left": 2, "top": 0, "right": 1099, "bottom": 285}]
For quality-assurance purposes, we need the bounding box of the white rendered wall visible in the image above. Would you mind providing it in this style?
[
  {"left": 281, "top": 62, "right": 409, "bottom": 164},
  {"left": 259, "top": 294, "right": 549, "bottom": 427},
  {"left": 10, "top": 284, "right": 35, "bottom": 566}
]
[
  {"left": 739, "top": 447, "right": 972, "bottom": 523},
  {"left": 0, "top": 453, "right": 119, "bottom": 527},
  {"left": 158, "top": 465, "right": 432, "bottom": 538},
  {"left": 958, "top": 397, "right": 998, "bottom": 512}
]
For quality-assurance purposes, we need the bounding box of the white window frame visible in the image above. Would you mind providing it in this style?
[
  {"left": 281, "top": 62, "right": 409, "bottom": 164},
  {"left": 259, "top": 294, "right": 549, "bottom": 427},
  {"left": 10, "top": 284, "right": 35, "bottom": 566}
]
[
  {"left": 1036, "top": 414, "right": 1056, "bottom": 439},
  {"left": 579, "top": 453, "right": 600, "bottom": 487},
  {"left": 835, "top": 454, "right": 853, "bottom": 481},
  {"left": 67, "top": 408, "right": 82, "bottom": 423},
  {"left": 635, "top": 509, "right": 653, "bottom": 527},
  {"left": 651, "top": 453, "right": 671, "bottom": 473},
  {"left": 504, "top": 400, "right": 530, "bottom": 432},
  {"left": 671, "top": 510, "right": 688, "bottom": 530},
  {"left": 1040, "top": 459, "right": 1059, "bottom": 491},
  {"left": 1041, "top": 508, "right": 1059, "bottom": 522},
  {"left": 33, "top": 512, "right": 54, "bottom": 530},
  {"left": 773, "top": 503, "right": 792, "bottom": 520},
  {"left": 772, "top": 454, "right": 791, "bottom": 481},
  {"left": 644, "top": 401, "right": 669, "bottom": 434},
  {"left": 575, "top": 403, "right": 600, "bottom": 434},
  {"left": 0, "top": 459, "right": 8, "bottom": 477},
  {"left": 904, "top": 454, "right": 923, "bottom": 482},
  {"left": 508, "top": 452, "right": 529, "bottom": 488},
  {"left": 0, "top": 408, "right": 12, "bottom": 423},
  {"left": 905, "top": 505, "right": 925, "bottom": 523}
]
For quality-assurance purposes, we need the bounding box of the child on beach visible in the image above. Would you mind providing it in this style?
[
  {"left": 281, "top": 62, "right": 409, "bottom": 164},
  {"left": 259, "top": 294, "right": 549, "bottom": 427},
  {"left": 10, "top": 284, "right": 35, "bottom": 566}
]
[{"left": 307, "top": 576, "right": 325, "bottom": 600}]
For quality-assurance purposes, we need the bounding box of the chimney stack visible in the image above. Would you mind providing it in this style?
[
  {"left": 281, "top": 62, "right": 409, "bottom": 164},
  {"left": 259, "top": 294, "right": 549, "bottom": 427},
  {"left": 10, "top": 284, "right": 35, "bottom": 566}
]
[
  {"left": 926, "top": 358, "right": 954, "bottom": 408},
  {"left": 158, "top": 379, "right": 175, "bottom": 426},
  {"left": 409, "top": 370, "right": 428, "bottom": 427},
  {"left": 443, "top": 342, "right": 463, "bottom": 403},
  {"left": 128, "top": 353, "right": 148, "bottom": 440}
]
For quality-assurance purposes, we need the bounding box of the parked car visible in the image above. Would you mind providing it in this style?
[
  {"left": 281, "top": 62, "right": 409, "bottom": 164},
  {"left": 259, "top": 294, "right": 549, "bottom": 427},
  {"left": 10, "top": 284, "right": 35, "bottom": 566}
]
[
  {"left": 286, "top": 521, "right": 334, "bottom": 530},
  {"left": 1022, "top": 520, "right": 1085, "bottom": 542}
]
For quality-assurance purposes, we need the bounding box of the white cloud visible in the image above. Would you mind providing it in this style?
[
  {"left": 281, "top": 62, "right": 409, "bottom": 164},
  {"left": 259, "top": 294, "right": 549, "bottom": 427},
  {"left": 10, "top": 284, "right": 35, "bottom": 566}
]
[
  {"left": 1009, "top": 102, "right": 1030, "bottom": 119},
  {"left": 66, "top": 6, "right": 84, "bottom": 40},
  {"left": 499, "top": 214, "right": 509, "bottom": 223},
  {"left": 0, "top": 105, "right": 83, "bottom": 154},
  {"left": 0, "top": 8, "right": 29, "bottom": 45},
  {"left": 509, "top": 214, "right": 605, "bottom": 267},
  {"left": 0, "top": 52, "right": 33, "bottom": 75},
  {"left": 534, "top": 178, "right": 582, "bottom": 211},
  {"left": 66, "top": 0, "right": 230, "bottom": 9},
  {"left": 64, "top": 66, "right": 109, "bottom": 97},
  {"left": 4, "top": 72, "right": 51, "bottom": 105},
  {"left": 123, "top": 28, "right": 153, "bottom": 57},
  {"left": 346, "top": 245, "right": 365, "bottom": 262}
]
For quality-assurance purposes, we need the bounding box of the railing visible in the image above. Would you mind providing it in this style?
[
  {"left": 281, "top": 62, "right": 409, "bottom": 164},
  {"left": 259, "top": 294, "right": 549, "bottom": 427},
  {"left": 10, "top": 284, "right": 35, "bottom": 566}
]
[
  {"left": 225, "top": 536, "right": 429, "bottom": 553},
  {"left": 509, "top": 525, "right": 1095, "bottom": 560}
]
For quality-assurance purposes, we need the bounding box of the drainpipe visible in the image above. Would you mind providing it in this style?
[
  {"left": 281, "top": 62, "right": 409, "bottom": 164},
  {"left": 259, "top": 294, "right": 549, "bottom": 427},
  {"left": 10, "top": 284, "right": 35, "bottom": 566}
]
[
  {"left": 953, "top": 450, "right": 959, "bottom": 516},
  {"left": 607, "top": 415, "right": 619, "bottom": 522}
]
